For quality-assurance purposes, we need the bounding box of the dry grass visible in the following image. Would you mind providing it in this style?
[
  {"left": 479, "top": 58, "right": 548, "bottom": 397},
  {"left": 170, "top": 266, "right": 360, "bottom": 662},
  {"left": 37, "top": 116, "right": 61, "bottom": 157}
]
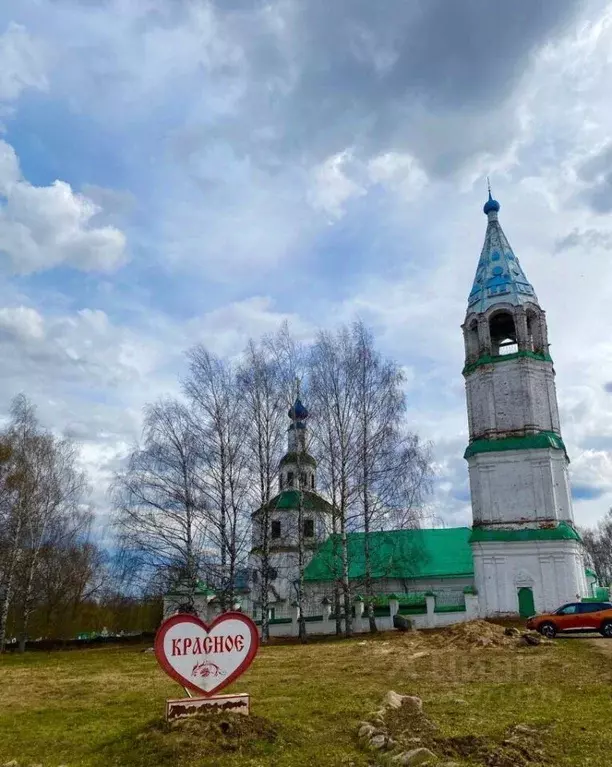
[{"left": 1, "top": 622, "right": 611, "bottom": 766}]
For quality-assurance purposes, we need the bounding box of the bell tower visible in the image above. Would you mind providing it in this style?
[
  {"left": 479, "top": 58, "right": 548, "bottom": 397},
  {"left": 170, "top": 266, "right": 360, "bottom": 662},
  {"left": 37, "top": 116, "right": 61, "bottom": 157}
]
[
  {"left": 248, "top": 397, "right": 333, "bottom": 617},
  {"left": 463, "top": 190, "right": 586, "bottom": 616}
]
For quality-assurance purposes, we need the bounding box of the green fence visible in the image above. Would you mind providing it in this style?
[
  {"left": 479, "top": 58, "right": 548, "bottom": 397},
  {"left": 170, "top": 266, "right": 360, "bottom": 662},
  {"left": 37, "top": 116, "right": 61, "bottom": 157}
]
[{"left": 434, "top": 604, "right": 466, "bottom": 613}]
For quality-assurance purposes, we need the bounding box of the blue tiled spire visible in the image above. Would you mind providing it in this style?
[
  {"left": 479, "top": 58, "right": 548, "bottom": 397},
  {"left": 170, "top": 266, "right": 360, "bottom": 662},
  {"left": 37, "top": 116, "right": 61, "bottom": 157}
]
[{"left": 467, "top": 192, "right": 538, "bottom": 313}]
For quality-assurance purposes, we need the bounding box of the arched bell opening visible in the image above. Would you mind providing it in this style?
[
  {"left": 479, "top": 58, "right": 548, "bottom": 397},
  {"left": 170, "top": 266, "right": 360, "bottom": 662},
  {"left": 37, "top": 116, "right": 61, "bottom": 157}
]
[{"left": 489, "top": 311, "right": 518, "bottom": 356}]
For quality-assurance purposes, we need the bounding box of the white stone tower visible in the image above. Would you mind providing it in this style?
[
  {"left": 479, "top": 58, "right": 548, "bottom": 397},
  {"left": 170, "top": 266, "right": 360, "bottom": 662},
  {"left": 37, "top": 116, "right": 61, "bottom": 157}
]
[
  {"left": 248, "top": 398, "right": 333, "bottom": 618},
  {"left": 463, "top": 191, "right": 586, "bottom": 617}
]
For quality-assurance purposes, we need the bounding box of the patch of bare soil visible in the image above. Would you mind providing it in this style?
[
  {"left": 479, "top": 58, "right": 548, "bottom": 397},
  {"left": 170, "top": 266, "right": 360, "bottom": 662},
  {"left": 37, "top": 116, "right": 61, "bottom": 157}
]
[
  {"left": 364, "top": 621, "right": 552, "bottom": 659},
  {"left": 430, "top": 620, "right": 553, "bottom": 651},
  {"left": 362, "top": 694, "right": 552, "bottom": 766},
  {"left": 435, "top": 723, "right": 551, "bottom": 767},
  {"left": 437, "top": 620, "right": 517, "bottom": 649},
  {"left": 587, "top": 637, "right": 612, "bottom": 657},
  {"left": 133, "top": 710, "right": 278, "bottom": 760}
]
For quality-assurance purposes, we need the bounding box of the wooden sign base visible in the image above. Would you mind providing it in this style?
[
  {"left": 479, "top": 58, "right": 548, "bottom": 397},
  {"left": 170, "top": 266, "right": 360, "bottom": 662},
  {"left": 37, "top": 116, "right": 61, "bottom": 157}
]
[{"left": 166, "top": 693, "right": 250, "bottom": 721}]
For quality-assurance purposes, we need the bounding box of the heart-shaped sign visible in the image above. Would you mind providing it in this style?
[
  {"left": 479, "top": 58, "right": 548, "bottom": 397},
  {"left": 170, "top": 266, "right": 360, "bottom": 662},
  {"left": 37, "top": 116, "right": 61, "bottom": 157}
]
[{"left": 154, "top": 612, "right": 259, "bottom": 696}]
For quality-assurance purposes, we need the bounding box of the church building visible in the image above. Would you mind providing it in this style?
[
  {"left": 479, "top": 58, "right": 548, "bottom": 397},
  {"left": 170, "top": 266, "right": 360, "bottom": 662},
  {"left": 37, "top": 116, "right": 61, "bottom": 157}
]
[
  {"left": 463, "top": 190, "right": 587, "bottom": 616},
  {"left": 248, "top": 398, "right": 334, "bottom": 611},
  {"left": 165, "top": 192, "right": 591, "bottom": 632}
]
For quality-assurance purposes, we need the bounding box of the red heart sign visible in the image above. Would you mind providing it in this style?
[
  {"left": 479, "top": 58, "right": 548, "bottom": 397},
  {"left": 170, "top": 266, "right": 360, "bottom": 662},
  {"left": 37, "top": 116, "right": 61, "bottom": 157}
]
[{"left": 154, "top": 612, "right": 259, "bottom": 696}]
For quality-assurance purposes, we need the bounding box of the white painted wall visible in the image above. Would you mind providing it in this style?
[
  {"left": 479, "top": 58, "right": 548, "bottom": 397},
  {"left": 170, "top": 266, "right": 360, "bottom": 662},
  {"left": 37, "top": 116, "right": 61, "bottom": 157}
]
[
  {"left": 466, "top": 357, "right": 560, "bottom": 440},
  {"left": 200, "top": 591, "right": 480, "bottom": 638},
  {"left": 248, "top": 506, "right": 332, "bottom": 610},
  {"left": 468, "top": 448, "right": 573, "bottom": 526},
  {"left": 472, "top": 539, "right": 587, "bottom": 616}
]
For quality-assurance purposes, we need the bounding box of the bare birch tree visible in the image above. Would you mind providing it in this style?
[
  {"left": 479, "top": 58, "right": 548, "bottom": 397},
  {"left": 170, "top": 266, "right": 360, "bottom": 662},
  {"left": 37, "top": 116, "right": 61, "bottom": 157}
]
[
  {"left": 582, "top": 509, "right": 612, "bottom": 587},
  {"left": 113, "top": 398, "right": 207, "bottom": 610},
  {"left": 352, "top": 321, "right": 432, "bottom": 632},
  {"left": 15, "top": 436, "right": 88, "bottom": 651},
  {"left": 309, "top": 327, "right": 359, "bottom": 636},
  {"left": 0, "top": 417, "right": 20, "bottom": 651},
  {"left": 0, "top": 395, "right": 91, "bottom": 650},
  {"left": 308, "top": 323, "right": 433, "bottom": 634},
  {"left": 264, "top": 323, "right": 310, "bottom": 642},
  {"left": 183, "top": 347, "right": 250, "bottom": 610},
  {"left": 237, "top": 339, "right": 285, "bottom": 643}
]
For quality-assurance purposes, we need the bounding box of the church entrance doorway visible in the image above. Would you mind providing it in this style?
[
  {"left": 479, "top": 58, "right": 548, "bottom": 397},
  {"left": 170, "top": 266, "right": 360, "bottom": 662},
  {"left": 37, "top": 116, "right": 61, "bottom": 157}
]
[{"left": 517, "top": 587, "right": 535, "bottom": 618}]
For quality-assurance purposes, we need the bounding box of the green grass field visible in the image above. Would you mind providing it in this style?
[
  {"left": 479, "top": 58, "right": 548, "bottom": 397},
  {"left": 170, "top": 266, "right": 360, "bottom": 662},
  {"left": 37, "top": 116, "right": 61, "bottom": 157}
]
[{"left": 1, "top": 624, "right": 612, "bottom": 766}]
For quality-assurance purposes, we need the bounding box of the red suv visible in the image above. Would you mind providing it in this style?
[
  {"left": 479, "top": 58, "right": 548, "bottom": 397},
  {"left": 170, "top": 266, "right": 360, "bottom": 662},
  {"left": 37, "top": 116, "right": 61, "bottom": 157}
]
[{"left": 526, "top": 601, "right": 612, "bottom": 638}]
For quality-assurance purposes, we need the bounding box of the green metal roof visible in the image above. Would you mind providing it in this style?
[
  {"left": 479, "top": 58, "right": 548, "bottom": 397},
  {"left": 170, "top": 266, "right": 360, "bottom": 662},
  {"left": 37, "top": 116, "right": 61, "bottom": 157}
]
[
  {"left": 470, "top": 522, "right": 580, "bottom": 544},
  {"left": 585, "top": 568, "right": 597, "bottom": 579},
  {"left": 303, "top": 527, "right": 474, "bottom": 582},
  {"left": 252, "top": 490, "right": 334, "bottom": 517},
  {"left": 464, "top": 431, "right": 567, "bottom": 460}
]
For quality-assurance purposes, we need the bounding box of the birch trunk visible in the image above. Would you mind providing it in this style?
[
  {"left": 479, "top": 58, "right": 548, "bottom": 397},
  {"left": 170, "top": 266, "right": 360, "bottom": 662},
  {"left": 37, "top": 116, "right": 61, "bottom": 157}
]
[{"left": 0, "top": 520, "right": 21, "bottom": 651}]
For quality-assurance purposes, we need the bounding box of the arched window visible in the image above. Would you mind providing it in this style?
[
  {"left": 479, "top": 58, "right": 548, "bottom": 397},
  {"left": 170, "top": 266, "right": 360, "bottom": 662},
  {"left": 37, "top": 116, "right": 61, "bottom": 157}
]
[
  {"left": 287, "top": 472, "right": 294, "bottom": 487},
  {"left": 489, "top": 311, "right": 517, "bottom": 356}
]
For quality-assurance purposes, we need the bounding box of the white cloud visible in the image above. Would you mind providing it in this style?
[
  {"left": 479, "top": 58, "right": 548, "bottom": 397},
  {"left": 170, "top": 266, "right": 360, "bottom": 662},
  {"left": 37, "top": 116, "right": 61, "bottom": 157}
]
[
  {"left": 185, "top": 296, "right": 312, "bottom": 358},
  {"left": 367, "top": 152, "right": 428, "bottom": 198},
  {"left": 0, "top": 22, "right": 47, "bottom": 103},
  {"left": 0, "top": 296, "right": 309, "bottom": 522},
  {"left": 2, "top": 1, "right": 612, "bottom": 534},
  {"left": 0, "top": 140, "right": 127, "bottom": 274},
  {"left": 0, "top": 306, "right": 44, "bottom": 341},
  {"left": 307, "top": 150, "right": 366, "bottom": 218},
  {"left": 0, "top": 23, "right": 127, "bottom": 275}
]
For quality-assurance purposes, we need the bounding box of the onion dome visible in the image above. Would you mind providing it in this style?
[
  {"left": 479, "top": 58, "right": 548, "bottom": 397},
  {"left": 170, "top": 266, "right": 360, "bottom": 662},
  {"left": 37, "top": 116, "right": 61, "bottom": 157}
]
[
  {"left": 288, "top": 398, "right": 308, "bottom": 421},
  {"left": 483, "top": 191, "right": 500, "bottom": 215}
]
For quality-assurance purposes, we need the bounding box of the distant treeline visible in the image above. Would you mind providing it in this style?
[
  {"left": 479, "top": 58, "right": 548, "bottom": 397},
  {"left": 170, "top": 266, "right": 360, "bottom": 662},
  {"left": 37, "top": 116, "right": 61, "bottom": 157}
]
[
  {"left": 3, "top": 595, "right": 162, "bottom": 647},
  {"left": 2, "top": 629, "right": 157, "bottom": 653},
  {"left": 0, "top": 394, "right": 163, "bottom": 651}
]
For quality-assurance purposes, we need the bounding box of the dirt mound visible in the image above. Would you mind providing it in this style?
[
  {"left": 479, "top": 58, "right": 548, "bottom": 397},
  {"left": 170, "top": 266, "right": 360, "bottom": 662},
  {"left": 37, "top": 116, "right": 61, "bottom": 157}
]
[
  {"left": 436, "top": 620, "right": 525, "bottom": 649},
  {"left": 436, "top": 723, "right": 552, "bottom": 766},
  {"left": 131, "top": 710, "right": 278, "bottom": 762},
  {"left": 168, "top": 710, "right": 277, "bottom": 744},
  {"left": 361, "top": 692, "right": 552, "bottom": 766}
]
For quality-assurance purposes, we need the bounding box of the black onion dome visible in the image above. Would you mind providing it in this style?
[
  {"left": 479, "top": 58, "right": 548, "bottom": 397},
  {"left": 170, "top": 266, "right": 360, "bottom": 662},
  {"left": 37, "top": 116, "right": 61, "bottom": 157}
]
[{"left": 288, "top": 397, "right": 309, "bottom": 420}]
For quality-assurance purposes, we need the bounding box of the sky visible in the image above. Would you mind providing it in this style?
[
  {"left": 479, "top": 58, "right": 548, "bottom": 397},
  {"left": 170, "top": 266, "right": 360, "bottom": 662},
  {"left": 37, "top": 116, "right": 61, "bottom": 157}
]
[{"left": 0, "top": 0, "right": 612, "bottom": 539}]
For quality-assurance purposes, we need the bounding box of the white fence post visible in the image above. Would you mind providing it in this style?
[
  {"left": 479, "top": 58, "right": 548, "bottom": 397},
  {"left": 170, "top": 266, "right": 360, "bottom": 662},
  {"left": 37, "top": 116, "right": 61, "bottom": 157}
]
[
  {"left": 464, "top": 591, "right": 479, "bottom": 619},
  {"left": 425, "top": 593, "right": 436, "bottom": 629},
  {"left": 388, "top": 596, "right": 399, "bottom": 619},
  {"left": 321, "top": 597, "right": 332, "bottom": 622},
  {"left": 354, "top": 596, "right": 365, "bottom": 623}
]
